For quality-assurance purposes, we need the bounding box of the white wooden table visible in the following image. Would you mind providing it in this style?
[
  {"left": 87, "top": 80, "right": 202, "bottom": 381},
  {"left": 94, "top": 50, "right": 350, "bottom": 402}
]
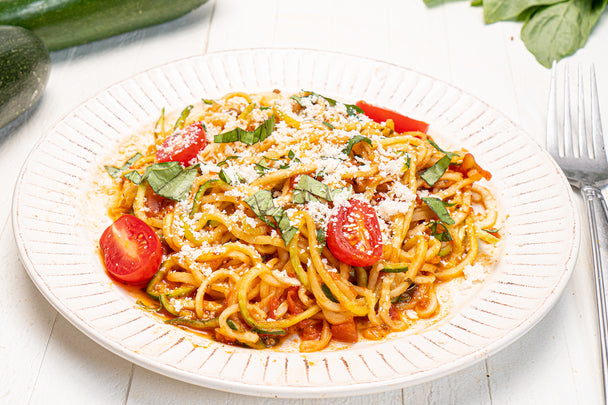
[{"left": 2, "top": 1, "right": 608, "bottom": 404}]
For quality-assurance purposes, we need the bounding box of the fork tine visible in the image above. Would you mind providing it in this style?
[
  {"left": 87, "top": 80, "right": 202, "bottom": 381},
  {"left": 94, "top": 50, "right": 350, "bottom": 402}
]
[
  {"left": 563, "top": 64, "right": 575, "bottom": 158},
  {"left": 591, "top": 64, "right": 605, "bottom": 161},
  {"left": 578, "top": 65, "right": 589, "bottom": 158},
  {"left": 547, "top": 61, "right": 560, "bottom": 156}
]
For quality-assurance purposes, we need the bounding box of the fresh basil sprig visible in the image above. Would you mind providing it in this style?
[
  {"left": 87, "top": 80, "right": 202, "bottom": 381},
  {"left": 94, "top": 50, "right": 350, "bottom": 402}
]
[
  {"left": 244, "top": 190, "right": 298, "bottom": 246},
  {"left": 214, "top": 116, "right": 275, "bottom": 145},
  {"left": 423, "top": 0, "right": 607, "bottom": 68},
  {"left": 124, "top": 162, "right": 199, "bottom": 201}
]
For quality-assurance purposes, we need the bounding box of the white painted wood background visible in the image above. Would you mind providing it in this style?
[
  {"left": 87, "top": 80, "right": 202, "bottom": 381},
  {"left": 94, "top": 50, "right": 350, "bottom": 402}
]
[{"left": 1, "top": 1, "right": 608, "bottom": 403}]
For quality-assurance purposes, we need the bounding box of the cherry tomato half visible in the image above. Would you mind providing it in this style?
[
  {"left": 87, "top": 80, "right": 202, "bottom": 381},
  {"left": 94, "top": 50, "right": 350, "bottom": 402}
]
[
  {"left": 356, "top": 100, "right": 429, "bottom": 133},
  {"left": 156, "top": 121, "right": 207, "bottom": 166},
  {"left": 99, "top": 215, "right": 163, "bottom": 285},
  {"left": 326, "top": 199, "right": 383, "bottom": 267}
]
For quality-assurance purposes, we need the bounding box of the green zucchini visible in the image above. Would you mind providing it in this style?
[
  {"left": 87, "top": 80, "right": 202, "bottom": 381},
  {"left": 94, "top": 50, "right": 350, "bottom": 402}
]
[
  {"left": 0, "top": 25, "right": 50, "bottom": 129},
  {"left": 0, "top": 0, "right": 209, "bottom": 51}
]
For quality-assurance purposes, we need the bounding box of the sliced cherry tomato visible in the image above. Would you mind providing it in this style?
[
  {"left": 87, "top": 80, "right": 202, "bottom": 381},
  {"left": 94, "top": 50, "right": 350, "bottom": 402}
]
[
  {"left": 326, "top": 199, "right": 383, "bottom": 267},
  {"left": 331, "top": 319, "right": 358, "bottom": 343},
  {"left": 99, "top": 214, "right": 163, "bottom": 285},
  {"left": 356, "top": 100, "right": 429, "bottom": 133},
  {"left": 156, "top": 121, "right": 207, "bottom": 166}
]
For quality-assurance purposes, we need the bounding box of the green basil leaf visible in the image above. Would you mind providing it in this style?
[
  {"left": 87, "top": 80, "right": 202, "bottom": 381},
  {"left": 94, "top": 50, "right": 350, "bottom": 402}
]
[
  {"left": 482, "top": 227, "right": 501, "bottom": 233},
  {"left": 287, "top": 150, "right": 301, "bottom": 163},
  {"left": 123, "top": 162, "right": 199, "bottom": 201},
  {"left": 245, "top": 190, "right": 278, "bottom": 228},
  {"left": 123, "top": 170, "right": 143, "bottom": 184},
  {"left": 292, "top": 175, "right": 333, "bottom": 204},
  {"left": 217, "top": 155, "right": 239, "bottom": 167},
  {"left": 421, "top": 155, "right": 452, "bottom": 186},
  {"left": 202, "top": 98, "right": 215, "bottom": 105},
  {"left": 214, "top": 116, "right": 275, "bottom": 145},
  {"left": 303, "top": 91, "right": 363, "bottom": 116},
  {"left": 427, "top": 139, "right": 458, "bottom": 159},
  {"left": 290, "top": 95, "right": 304, "bottom": 107},
  {"left": 342, "top": 135, "right": 372, "bottom": 155},
  {"left": 244, "top": 190, "right": 298, "bottom": 246},
  {"left": 104, "top": 152, "right": 143, "bottom": 179},
  {"left": 422, "top": 197, "right": 455, "bottom": 225},
  {"left": 316, "top": 228, "right": 326, "bottom": 250},
  {"left": 521, "top": 0, "right": 607, "bottom": 68},
  {"left": 254, "top": 158, "right": 272, "bottom": 175},
  {"left": 482, "top": 0, "right": 562, "bottom": 23},
  {"left": 218, "top": 169, "right": 232, "bottom": 185},
  {"left": 144, "top": 162, "right": 199, "bottom": 201},
  {"left": 322, "top": 121, "right": 335, "bottom": 130},
  {"left": 428, "top": 220, "right": 453, "bottom": 242}
]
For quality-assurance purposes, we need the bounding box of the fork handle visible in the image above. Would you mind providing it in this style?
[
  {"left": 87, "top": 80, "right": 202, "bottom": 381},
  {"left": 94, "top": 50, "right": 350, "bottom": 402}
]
[{"left": 582, "top": 185, "right": 608, "bottom": 403}]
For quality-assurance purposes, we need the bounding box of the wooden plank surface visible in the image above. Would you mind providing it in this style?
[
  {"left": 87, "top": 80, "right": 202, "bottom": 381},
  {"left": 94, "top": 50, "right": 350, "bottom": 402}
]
[{"left": 1, "top": 1, "right": 607, "bottom": 403}]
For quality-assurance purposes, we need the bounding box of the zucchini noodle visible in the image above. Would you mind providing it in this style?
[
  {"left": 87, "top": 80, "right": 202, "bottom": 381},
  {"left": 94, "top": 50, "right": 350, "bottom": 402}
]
[{"left": 103, "top": 90, "right": 501, "bottom": 351}]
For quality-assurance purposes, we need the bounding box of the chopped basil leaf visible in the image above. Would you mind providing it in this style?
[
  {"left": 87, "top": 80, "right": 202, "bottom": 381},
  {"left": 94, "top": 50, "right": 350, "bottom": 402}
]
[
  {"left": 287, "top": 150, "right": 301, "bottom": 163},
  {"left": 345, "top": 104, "right": 364, "bottom": 116},
  {"left": 292, "top": 175, "right": 333, "bottom": 203},
  {"left": 214, "top": 115, "right": 275, "bottom": 145},
  {"left": 202, "top": 98, "right": 215, "bottom": 105},
  {"left": 428, "top": 220, "right": 452, "bottom": 242},
  {"left": 421, "top": 154, "right": 451, "bottom": 186},
  {"left": 104, "top": 152, "right": 142, "bottom": 179},
  {"left": 321, "top": 284, "right": 338, "bottom": 303},
  {"left": 174, "top": 105, "right": 193, "bottom": 130},
  {"left": 244, "top": 190, "right": 298, "bottom": 246},
  {"left": 260, "top": 106, "right": 271, "bottom": 110},
  {"left": 421, "top": 197, "right": 455, "bottom": 225},
  {"left": 218, "top": 169, "right": 232, "bottom": 184},
  {"left": 404, "top": 155, "right": 411, "bottom": 171},
  {"left": 303, "top": 91, "right": 363, "bottom": 117},
  {"left": 316, "top": 228, "right": 326, "bottom": 251},
  {"left": 254, "top": 157, "right": 272, "bottom": 175},
  {"left": 123, "top": 162, "right": 199, "bottom": 201},
  {"left": 322, "top": 121, "right": 335, "bottom": 130},
  {"left": 290, "top": 95, "right": 304, "bottom": 107},
  {"left": 427, "top": 139, "right": 458, "bottom": 160},
  {"left": 217, "top": 155, "right": 239, "bottom": 167},
  {"left": 330, "top": 186, "right": 353, "bottom": 202},
  {"left": 482, "top": 228, "right": 500, "bottom": 234},
  {"left": 342, "top": 135, "right": 372, "bottom": 155}
]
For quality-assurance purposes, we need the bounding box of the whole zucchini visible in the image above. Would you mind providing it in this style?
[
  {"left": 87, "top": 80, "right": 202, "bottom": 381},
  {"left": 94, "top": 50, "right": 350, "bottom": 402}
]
[
  {"left": 0, "top": 25, "right": 50, "bottom": 129},
  {"left": 0, "top": 0, "right": 209, "bottom": 51}
]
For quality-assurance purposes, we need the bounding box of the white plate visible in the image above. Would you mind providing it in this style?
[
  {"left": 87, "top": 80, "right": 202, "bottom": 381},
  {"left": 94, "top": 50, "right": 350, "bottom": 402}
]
[{"left": 12, "top": 49, "right": 579, "bottom": 398}]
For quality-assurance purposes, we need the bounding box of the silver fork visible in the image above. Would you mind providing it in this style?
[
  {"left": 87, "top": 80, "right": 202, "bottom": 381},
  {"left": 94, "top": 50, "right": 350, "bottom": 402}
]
[{"left": 547, "top": 62, "right": 608, "bottom": 404}]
